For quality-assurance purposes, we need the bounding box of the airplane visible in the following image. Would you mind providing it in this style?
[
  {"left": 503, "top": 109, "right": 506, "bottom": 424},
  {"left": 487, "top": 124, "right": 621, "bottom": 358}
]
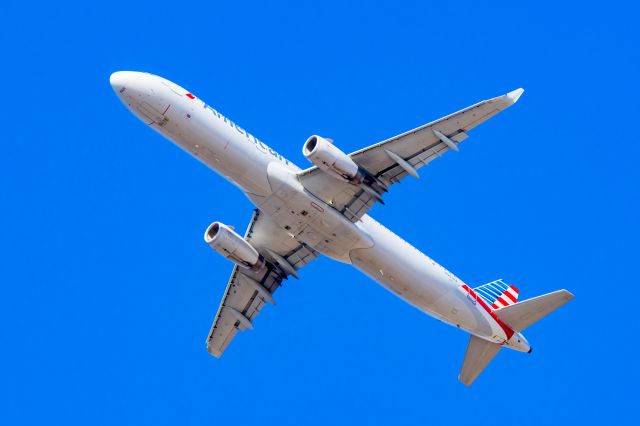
[{"left": 110, "top": 71, "right": 574, "bottom": 386}]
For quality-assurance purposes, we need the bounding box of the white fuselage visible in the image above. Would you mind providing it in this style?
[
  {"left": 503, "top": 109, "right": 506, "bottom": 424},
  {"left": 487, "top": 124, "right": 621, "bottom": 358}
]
[{"left": 110, "top": 71, "right": 530, "bottom": 352}]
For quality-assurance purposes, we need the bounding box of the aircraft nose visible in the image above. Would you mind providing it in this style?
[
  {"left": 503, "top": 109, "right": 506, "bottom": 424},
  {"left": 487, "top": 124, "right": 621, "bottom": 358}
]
[
  {"left": 110, "top": 71, "right": 173, "bottom": 126},
  {"left": 110, "top": 71, "right": 149, "bottom": 95},
  {"left": 109, "top": 71, "right": 129, "bottom": 92}
]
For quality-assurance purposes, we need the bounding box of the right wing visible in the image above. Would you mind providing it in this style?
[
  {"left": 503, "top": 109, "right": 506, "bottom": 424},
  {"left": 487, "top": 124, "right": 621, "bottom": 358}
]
[
  {"left": 206, "top": 209, "right": 318, "bottom": 357},
  {"left": 299, "top": 89, "right": 524, "bottom": 222}
]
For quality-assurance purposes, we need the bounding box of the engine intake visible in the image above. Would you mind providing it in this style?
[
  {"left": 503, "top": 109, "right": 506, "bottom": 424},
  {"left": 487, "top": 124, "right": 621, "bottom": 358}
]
[
  {"left": 303, "top": 135, "right": 361, "bottom": 183},
  {"left": 204, "top": 222, "right": 263, "bottom": 269}
]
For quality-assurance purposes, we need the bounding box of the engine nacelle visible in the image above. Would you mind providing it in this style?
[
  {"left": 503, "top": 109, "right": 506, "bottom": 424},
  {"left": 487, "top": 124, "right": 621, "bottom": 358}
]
[
  {"left": 204, "top": 222, "right": 263, "bottom": 269},
  {"left": 302, "top": 135, "right": 361, "bottom": 183}
]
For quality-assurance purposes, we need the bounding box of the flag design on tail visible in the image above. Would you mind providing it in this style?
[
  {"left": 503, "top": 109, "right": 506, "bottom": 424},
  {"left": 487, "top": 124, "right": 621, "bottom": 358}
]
[{"left": 473, "top": 279, "right": 519, "bottom": 309}]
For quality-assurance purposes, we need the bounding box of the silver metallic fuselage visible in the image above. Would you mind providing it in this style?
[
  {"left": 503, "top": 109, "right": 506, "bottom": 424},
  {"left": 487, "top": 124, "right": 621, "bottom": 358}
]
[{"left": 110, "top": 71, "right": 530, "bottom": 352}]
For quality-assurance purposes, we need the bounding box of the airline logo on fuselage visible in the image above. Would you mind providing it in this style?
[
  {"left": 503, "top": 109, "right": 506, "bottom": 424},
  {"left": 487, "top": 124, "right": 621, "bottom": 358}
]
[{"left": 202, "top": 102, "right": 294, "bottom": 167}]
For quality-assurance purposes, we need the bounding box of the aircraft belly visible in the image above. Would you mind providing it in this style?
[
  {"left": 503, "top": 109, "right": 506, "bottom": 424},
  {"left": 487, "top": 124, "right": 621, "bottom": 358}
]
[
  {"left": 257, "top": 163, "right": 374, "bottom": 261},
  {"left": 349, "top": 240, "right": 442, "bottom": 311},
  {"left": 350, "top": 215, "right": 494, "bottom": 336},
  {"left": 438, "top": 290, "right": 494, "bottom": 336}
]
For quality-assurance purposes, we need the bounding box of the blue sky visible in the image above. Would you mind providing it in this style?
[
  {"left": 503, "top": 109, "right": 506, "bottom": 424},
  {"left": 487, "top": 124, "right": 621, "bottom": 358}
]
[{"left": 1, "top": 1, "right": 638, "bottom": 424}]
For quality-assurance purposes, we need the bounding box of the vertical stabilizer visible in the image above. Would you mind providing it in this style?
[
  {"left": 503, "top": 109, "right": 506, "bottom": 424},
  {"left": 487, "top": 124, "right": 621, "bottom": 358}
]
[
  {"left": 459, "top": 335, "right": 501, "bottom": 386},
  {"left": 474, "top": 279, "right": 519, "bottom": 309}
]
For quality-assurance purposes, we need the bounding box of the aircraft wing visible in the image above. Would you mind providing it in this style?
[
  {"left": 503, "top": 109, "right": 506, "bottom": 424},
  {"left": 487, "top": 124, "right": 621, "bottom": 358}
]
[
  {"left": 298, "top": 89, "right": 524, "bottom": 222},
  {"left": 206, "top": 209, "right": 318, "bottom": 357}
]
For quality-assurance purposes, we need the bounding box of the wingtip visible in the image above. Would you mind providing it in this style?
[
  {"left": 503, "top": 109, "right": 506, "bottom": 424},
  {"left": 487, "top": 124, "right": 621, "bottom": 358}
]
[
  {"left": 458, "top": 375, "right": 473, "bottom": 387},
  {"left": 506, "top": 88, "right": 525, "bottom": 104},
  {"left": 207, "top": 345, "right": 222, "bottom": 358}
]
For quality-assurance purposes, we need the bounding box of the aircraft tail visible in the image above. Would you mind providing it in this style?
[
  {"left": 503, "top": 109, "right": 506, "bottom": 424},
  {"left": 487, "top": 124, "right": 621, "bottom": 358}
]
[
  {"left": 458, "top": 289, "right": 574, "bottom": 386},
  {"left": 495, "top": 289, "right": 574, "bottom": 332}
]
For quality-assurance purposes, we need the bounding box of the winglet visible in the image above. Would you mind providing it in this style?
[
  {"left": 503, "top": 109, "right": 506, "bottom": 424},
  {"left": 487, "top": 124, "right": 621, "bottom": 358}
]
[{"left": 506, "top": 88, "right": 525, "bottom": 105}]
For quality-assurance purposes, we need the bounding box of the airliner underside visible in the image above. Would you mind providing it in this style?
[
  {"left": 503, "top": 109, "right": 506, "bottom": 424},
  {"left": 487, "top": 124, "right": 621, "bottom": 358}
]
[{"left": 110, "top": 71, "right": 573, "bottom": 385}]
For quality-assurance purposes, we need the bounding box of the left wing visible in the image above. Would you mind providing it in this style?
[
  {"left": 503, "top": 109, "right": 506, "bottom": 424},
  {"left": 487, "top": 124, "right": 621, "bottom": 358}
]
[
  {"left": 206, "top": 209, "right": 318, "bottom": 357},
  {"left": 299, "top": 89, "right": 524, "bottom": 222}
]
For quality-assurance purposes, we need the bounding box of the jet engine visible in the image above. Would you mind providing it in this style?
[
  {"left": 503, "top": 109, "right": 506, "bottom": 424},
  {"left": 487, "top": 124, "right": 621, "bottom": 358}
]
[
  {"left": 302, "top": 135, "right": 362, "bottom": 183},
  {"left": 204, "top": 222, "right": 263, "bottom": 269}
]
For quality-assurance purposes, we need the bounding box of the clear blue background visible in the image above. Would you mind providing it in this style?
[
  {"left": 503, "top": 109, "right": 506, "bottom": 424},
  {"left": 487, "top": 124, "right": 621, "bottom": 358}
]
[{"left": 1, "top": 1, "right": 638, "bottom": 424}]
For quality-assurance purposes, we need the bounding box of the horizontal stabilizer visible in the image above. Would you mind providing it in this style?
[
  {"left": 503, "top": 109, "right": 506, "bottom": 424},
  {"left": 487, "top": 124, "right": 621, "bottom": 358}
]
[
  {"left": 459, "top": 335, "right": 501, "bottom": 386},
  {"left": 496, "top": 290, "right": 574, "bottom": 332}
]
